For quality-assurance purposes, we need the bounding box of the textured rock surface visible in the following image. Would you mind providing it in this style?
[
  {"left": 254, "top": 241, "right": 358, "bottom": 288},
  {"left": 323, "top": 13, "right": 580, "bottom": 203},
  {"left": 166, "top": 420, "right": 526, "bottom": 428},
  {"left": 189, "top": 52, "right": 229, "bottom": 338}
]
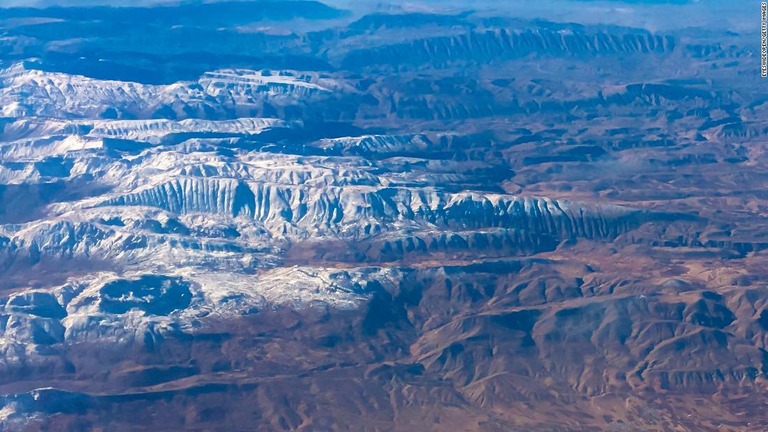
[{"left": 0, "top": 1, "right": 767, "bottom": 431}]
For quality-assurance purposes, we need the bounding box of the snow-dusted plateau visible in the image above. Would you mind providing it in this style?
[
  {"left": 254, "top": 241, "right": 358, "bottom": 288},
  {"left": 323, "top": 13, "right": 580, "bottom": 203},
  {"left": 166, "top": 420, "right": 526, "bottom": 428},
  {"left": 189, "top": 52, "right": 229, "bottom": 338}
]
[{"left": 0, "top": 1, "right": 767, "bottom": 431}]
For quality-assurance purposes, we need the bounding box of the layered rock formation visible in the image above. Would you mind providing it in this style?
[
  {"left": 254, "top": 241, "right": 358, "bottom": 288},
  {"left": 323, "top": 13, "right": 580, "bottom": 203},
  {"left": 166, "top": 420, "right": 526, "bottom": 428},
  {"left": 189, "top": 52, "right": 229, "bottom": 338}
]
[{"left": 0, "top": 1, "right": 766, "bottom": 430}]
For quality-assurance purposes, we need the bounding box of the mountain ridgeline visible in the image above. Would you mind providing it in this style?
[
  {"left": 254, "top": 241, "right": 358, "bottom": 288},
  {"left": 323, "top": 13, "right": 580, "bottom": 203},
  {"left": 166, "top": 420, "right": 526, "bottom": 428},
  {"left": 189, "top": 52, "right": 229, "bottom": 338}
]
[{"left": 0, "top": 1, "right": 766, "bottom": 431}]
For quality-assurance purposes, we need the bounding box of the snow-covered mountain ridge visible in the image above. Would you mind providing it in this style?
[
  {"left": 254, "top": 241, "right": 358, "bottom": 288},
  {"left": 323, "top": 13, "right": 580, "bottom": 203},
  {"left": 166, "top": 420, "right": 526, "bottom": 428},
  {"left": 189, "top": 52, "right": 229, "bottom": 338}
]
[{"left": 0, "top": 62, "right": 693, "bottom": 370}]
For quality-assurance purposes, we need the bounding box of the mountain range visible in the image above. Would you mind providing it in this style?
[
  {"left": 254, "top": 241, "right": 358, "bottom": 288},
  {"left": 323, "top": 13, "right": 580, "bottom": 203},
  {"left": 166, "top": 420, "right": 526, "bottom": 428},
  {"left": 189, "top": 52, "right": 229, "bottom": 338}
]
[{"left": 0, "top": 1, "right": 767, "bottom": 430}]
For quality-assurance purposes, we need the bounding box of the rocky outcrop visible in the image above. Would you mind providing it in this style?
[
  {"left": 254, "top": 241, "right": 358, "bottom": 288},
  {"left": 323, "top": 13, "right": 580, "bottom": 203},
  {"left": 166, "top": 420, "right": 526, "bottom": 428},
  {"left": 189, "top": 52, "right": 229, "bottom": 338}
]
[
  {"left": 342, "top": 28, "right": 676, "bottom": 69},
  {"left": 100, "top": 179, "right": 655, "bottom": 241},
  {"left": 104, "top": 178, "right": 256, "bottom": 219}
]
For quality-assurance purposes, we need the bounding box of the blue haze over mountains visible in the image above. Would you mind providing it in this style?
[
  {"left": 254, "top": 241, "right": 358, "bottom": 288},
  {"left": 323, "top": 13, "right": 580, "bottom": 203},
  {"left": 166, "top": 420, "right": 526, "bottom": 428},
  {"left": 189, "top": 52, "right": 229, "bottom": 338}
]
[{"left": 0, "top": 0, "right": 766, "bottom": 430}]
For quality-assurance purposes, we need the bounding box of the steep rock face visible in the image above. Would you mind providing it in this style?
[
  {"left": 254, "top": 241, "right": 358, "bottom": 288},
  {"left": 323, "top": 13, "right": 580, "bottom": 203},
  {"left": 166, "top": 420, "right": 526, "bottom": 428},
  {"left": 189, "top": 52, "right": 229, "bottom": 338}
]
[
  {"left": 199, "top": 70, "right": 338, "bottom": 99},
  {"left": 342, "top": 28, "right": 677, "bottom": 69},
  {"left": 0, "top": 183, "right": 664, "bottom": 270},
  {"left": 354, "top": 228, "right": 560, "bottom": 262},
  {"left": 104, "top": 178, "right": 257, "bottom": 219},
  {"left": 100, "top": 180, "right": 652, "bottom": 241}
]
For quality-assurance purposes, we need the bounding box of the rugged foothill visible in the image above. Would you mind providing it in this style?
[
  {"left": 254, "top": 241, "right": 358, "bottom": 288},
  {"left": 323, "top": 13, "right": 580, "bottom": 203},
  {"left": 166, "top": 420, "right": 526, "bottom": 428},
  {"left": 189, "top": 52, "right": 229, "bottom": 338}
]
[{"left": 0, "top": 1, "right": 766, "bottom": 431}]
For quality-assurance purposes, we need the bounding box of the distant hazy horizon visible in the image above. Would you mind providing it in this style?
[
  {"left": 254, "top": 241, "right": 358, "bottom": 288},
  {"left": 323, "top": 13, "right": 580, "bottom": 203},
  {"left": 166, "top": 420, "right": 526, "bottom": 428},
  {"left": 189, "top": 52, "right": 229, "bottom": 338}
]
[
  {"left": 1, "top": 0, "right": 766, "bottom": 430},
  {"left": 0, "top": 0, "right": 751, "bottom": 33}
]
